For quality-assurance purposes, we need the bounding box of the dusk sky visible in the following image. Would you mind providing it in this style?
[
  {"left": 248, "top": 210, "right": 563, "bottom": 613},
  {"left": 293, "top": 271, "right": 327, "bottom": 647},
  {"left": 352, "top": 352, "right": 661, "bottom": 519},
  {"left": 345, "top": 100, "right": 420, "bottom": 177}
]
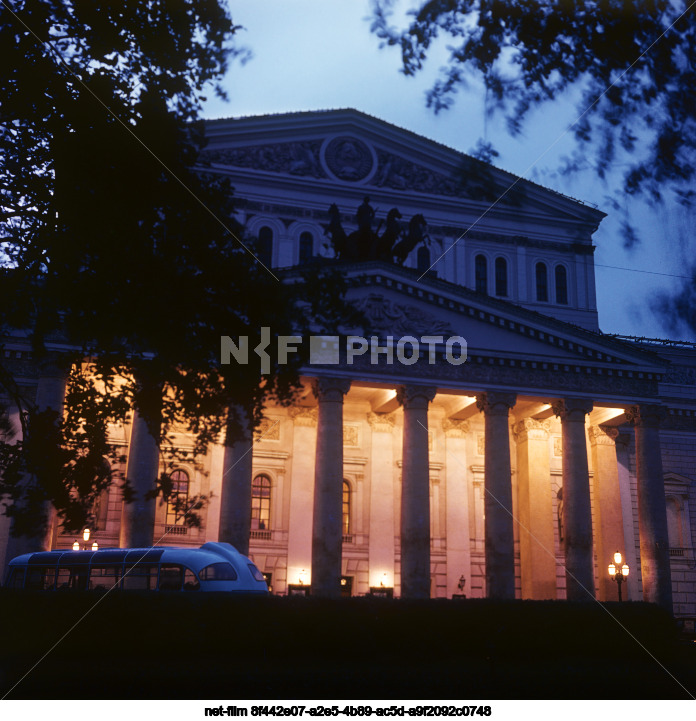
[{"left": 203, "top": 0, "right": 695, "bottom": 342}]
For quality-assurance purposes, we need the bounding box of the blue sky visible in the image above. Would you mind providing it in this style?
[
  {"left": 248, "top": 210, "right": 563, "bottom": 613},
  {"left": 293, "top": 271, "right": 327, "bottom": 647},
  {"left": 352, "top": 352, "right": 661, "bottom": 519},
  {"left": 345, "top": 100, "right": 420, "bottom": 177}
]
[{"left": 202, "top": 0, "right": 695, "bottom": 341}]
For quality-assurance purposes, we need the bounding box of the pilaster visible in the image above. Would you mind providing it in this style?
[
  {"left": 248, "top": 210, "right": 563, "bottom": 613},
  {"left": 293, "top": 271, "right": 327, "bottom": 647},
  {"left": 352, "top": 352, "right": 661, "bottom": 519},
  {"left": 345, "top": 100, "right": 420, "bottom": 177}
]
[
  {"left": 513, "top": 418, "right": 556, "bottom": 599},
  {"left": 588, "top": 425, "right": 624, "bottom": 601}
]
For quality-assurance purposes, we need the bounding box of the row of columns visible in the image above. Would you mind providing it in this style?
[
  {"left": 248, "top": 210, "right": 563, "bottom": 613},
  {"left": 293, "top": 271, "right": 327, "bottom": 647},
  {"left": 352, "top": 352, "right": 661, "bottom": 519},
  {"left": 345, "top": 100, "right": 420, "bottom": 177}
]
[
  {"left": 285, "top": 380, "right": 672, "bottom": 609},
  {"left": 6, "top": 362, "right": 673, "bottom": 612}
]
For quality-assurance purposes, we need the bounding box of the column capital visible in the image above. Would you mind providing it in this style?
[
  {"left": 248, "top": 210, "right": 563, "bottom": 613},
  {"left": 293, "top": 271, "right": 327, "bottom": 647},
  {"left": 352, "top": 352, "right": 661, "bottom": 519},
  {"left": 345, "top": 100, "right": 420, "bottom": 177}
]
[
  {"left": 397, "top": 384, "right": 437, "bottom": 410},
  {"left": 553, "top": 398, "right": 593, "bottom": 421},
  {"left": 512, "top": 417, "right": 550, "bottom": 442},
  {"left": 311, "top": 376, "right": 351, "bottom": 403},
  {"left": 476, "top": 391, "right": 516, "bottom": 416},
  {"left": 367, "top": 411, "right": 396, "bottom": 433},
  {"left": 442, "top": 418, "right": 470, "bottom": 438},
  {"left": 625, "top": 404, "right": 667, "bottom": 428},
  {"left": 588, "top": 425, "right": 619, "bottom": 446},
  {"left": 289, "top": 406, "right": 318, "bottom": 427}
]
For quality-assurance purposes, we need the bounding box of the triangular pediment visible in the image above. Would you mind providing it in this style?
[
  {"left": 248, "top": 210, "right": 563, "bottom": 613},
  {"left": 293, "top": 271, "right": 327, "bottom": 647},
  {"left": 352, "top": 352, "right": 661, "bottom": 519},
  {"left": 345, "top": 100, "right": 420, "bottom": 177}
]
[
  {"left": 316, "top": 262, "right": 667, "bottom": 372},
  {"left": 202, "top": 109, "right": 604, "bottom": 227}
]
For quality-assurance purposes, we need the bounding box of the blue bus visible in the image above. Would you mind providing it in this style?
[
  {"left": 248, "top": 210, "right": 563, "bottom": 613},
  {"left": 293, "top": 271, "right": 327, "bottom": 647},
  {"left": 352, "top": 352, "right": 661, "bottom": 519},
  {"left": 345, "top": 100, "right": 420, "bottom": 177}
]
[{"left": 3, "top": 541, "right": 268, "bottom": 594}]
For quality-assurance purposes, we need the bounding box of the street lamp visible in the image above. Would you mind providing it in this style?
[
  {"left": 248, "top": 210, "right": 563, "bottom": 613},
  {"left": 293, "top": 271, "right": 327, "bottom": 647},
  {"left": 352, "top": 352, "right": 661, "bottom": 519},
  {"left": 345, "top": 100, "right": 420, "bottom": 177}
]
[
  {"left": 72, "top": 528, "right": 98, "bottom": 552},
  {"left": 608, "top": 550, "right": 629, "bottom": 601}
]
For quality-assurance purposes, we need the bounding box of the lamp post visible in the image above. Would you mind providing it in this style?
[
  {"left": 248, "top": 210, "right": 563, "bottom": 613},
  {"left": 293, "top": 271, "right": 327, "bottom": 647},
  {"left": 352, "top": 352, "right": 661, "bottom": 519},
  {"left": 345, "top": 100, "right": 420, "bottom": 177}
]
[
  {"left": 608, "top": 550, "right": 629, "bottom": 601},
  {"left": 72, "top": 528, "right": 98, "bottom": 552}
]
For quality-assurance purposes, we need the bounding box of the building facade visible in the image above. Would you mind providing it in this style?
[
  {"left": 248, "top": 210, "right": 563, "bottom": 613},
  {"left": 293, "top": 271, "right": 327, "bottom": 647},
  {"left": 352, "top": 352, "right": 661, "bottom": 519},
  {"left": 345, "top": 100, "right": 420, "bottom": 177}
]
[{"left": 1, "top": 110, "right": 695, "bottom": 616}]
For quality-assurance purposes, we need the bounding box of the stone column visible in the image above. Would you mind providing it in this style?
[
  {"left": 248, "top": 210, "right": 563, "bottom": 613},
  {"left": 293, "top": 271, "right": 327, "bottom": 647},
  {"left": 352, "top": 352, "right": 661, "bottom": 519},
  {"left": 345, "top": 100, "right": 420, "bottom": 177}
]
[
  {"left": 553, "top": 398, "right": 594, "bottom": 601},
  {"left": 218, "top": 405, "right": 254, "bottom": 555},
  {"left": 477, "top": 392, "right": 517, "bottom": 600},
  {"left": 5, "top": 355, "right": 69, "bottom": 559},
  {"left": 367, "top": 412, "right": 397, "bottom": 590},
  {"left": 398, "top": 384, "right": 436, "bottom": 599},
  {"left": 311, "top": 377, "right": 351, "bottom": 598},
  {"left": 626, "top": 405, "right": 672, "bottom": 611},
  {"left": 514, "top": 418, "right": 556, "bottom": 599},
  {"left": 120, "top": 406, "right": 160, "bottom": 548},
  {"left": 443, "top": 419, "right": 472, "bottom": 598},
  {"left": 588, "top": 425, "right": 625, "bottom": 602}
]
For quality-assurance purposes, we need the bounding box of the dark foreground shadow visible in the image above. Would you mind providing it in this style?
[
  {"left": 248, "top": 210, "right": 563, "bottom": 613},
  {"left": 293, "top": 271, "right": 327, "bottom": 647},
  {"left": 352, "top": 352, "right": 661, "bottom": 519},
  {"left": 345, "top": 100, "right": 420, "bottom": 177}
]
[{"left": 0, "top": 592, "right": 694, "bottom": 700}]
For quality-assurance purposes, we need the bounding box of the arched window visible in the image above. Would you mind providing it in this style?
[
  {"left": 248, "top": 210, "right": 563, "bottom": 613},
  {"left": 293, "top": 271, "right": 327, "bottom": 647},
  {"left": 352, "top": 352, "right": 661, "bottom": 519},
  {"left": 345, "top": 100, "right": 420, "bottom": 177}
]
[
  {"left": 495, "top": 257, "right": 508, "bottom": 297},
  {"left": 536, "top": 262, "right": 548, "bottom": 302},
  {"left": 417, "top": 245, "right": 431, "bottom": 273},
  {"left": 257, "top": 226, "right": 274, "bottom": 268},
  {"left": 166, "top": 469, "right": 189, "bottom": 526},
  {"left": 475, "top": 254, "right": 488, "bottom": 294},
  {"left": 342, "top": 480, "right": 351, "bottom": 536},
  {"left": 555, "top": 265, "right": 568, "bottom": 305},
  {"left": 299, "top": 231, "right": 313, "bottom": 264},
  {"left": 251, "top": 474, "right": 272, "bottom": 531}
]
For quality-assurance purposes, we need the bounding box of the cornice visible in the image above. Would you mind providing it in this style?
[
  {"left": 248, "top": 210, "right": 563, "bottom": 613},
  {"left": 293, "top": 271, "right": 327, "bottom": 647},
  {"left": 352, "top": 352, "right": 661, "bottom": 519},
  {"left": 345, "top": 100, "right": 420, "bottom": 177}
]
[
  {"left": 280, "top": 262, "right": 668, "bottom": 373},
  {"left": 235, "top": 198, "right": 594, "bottom": 255},
  {"left": 307, "top": 351, "right": 661, "bottom": 400}
]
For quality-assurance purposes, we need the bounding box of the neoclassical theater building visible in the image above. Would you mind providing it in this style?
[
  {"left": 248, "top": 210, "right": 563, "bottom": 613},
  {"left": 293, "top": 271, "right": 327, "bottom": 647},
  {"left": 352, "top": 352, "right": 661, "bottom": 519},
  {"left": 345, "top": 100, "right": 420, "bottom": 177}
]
[{"left": 2, "top": 110, "right": 695, "bottom": 616}]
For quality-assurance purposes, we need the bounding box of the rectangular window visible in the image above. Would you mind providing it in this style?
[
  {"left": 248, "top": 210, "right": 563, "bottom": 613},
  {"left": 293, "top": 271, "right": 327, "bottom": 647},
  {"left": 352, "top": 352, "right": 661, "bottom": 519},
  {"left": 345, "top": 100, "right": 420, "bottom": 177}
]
[
  {"left": 56, "top": 567, "right": 88, "bottom": 591},
  {"left": 89, "top": 565, "right": 122, "bottom": 591},
  {"left": 159, "top": 564, "right": 184, "bottom": 591},
  {"left": 25, "top": 567, "right": 56, "bottom": 591},
  {"left": 166, "top": 470, "right": 190, "bottom": 526},
  {"left": 6, "top": 567, "right": 25, "bottom": 589},
  {"left": 122, "top": 564, "right": 158, "bottom": 591},
  {"left": 251, "top": 475, "right": 271, "bottom": 531}
]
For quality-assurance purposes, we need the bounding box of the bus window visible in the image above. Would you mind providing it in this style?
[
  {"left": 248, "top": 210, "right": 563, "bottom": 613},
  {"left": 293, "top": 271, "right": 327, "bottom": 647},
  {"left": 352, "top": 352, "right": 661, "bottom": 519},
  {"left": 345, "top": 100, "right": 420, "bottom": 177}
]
[
  {"left": 159, "top": 564, "right": 184, "bottom": 591},
  {"left": 122, "top": 564, "right": 158, "bottom": 591},
  {"left": 26, "top": 567, "right": 56, "bottom": 591},
  {"left": 89, "top": 565, "right": 122, "bottom": 591},
  {"left": 183, "top": 568, "right": 200, "bottom": 591},
  {"left": 6, "top": 567, "right": 25, "bottom": 589},
  {"left": 199, "top": 562, "right": 238, "bottom": 582},
  {"left": 248, "top": 563, "right": 266, "bottom": 582},
  {"left": 56, "top": 567, "right": 88, "bottom": 591}
]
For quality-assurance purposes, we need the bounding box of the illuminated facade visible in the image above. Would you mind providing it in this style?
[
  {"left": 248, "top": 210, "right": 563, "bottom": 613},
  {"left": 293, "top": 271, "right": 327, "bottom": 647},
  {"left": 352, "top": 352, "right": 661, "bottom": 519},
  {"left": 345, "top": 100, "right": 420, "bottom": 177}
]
[{"left": 1, "top": 110, "right": 695, "bottom": 616}]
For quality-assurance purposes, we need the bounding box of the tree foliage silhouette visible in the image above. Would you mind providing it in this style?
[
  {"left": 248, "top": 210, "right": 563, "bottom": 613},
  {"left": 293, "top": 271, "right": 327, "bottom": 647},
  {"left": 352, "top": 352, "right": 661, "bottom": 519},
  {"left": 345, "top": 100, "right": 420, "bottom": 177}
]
[
  {"left": 371, "top": 0, "right": 696, "bottom": 204},
  {"left": 0, "top": 1, "right": 353, "bottom": 535}
]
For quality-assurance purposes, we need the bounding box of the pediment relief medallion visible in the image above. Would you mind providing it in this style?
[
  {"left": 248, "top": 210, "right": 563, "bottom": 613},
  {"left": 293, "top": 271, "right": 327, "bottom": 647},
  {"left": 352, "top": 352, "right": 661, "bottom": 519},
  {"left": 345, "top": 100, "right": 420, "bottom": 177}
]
[
  {"left": 203, "top": 139, "right": 477, "bottom": 198},
  {"left": 322, "top": 136, "right": 376, "bottom": 182},
  {"left": 353, "top": 293, "right": 454, "bottom": 337}
]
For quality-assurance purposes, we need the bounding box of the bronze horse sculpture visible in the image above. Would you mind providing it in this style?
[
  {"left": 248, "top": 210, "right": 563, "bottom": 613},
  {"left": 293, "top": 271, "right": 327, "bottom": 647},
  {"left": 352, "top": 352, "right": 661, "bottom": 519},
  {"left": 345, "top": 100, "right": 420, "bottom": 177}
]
[
  {"left": 324, "top": 204, "right": 428, "bottom": 264},
  {"left": 392, "top": 213, "right": 430, "bottom": 265}
]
